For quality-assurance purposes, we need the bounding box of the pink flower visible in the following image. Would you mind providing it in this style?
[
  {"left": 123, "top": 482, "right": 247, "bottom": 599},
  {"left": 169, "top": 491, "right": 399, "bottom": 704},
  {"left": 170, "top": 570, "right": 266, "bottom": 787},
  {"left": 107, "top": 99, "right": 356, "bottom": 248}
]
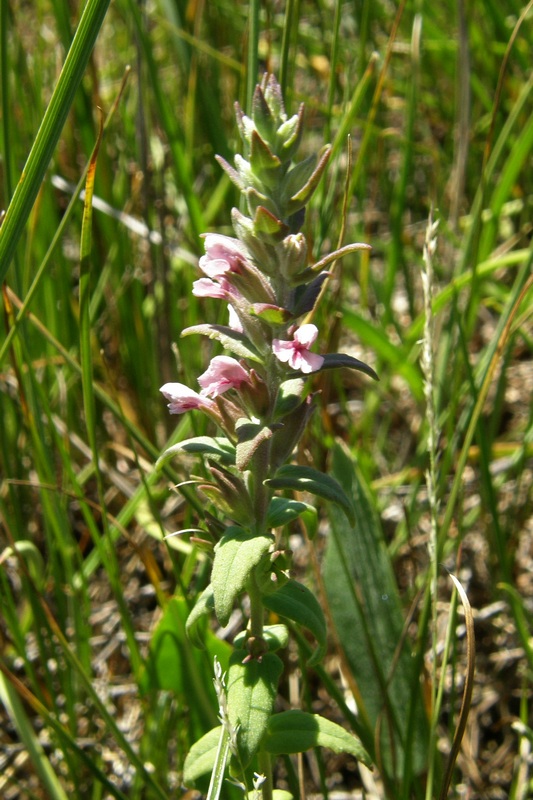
[
  {"left": 160, "top": 383, "right": 215, "bottom": 414},
  {"left": 199, "top": 234, "right": 249, "bottom": 278},
  {"left": 198, "top": 356, "right": 250, "bottom": 398},
  {"left": 192, "top": 277, "right": 231, "bottom": 299},
  {"left": 272, "top": 324, "right": 324, "bottom": 374}
]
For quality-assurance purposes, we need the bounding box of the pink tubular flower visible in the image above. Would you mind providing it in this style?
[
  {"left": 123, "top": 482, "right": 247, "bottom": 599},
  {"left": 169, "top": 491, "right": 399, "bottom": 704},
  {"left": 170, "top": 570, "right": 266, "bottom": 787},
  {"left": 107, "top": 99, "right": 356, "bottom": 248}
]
[
  {"left": 272, "top": 323, "right": 325, "bottom": 374},
  {"left": 192, "top": 277, "right": 231, "bottom": 299},
  {"left": 199, "top": 234, "right": 249, "bottom": 278},
  {"left": 160, "top": 383, "right": 216, "bottom": 414},
  {"left": 198, "top": 356, "right": 250, "bottom": 398}
]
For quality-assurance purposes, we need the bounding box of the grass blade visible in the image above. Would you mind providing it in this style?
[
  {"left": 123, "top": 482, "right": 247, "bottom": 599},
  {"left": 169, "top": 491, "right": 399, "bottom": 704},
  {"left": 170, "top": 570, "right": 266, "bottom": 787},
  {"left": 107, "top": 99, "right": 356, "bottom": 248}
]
[{"left": 0, "top": 0, "right": 111, "bottom": 282}]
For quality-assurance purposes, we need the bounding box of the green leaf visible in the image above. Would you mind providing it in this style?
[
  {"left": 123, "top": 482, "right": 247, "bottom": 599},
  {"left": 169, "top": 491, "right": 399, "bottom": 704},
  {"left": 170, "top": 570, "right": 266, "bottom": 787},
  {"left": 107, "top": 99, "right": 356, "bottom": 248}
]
[
  {"left": 273, "top": 378, "right": 306, "bottom": 418},
  {"left": 284, "top": 145, "right": 331, "bottom": 214},
  {"left": 265, "top": 464, "right": 355, "bottom": 525},
  {"left": 280, "top": 152, "right": 322, "bottom": 206},
  {"left": 142, "top": 597, "right": 230, "bottom": 735},
  {"left": 264, "top": 710, "right": 372, "bottom": 767},
  {"left": 323, "top": 443, "right": 428, "bottom": 779},
  {"left": 253, "top": 205, "right": 289, "bottom": 241},
  {"left": 227, "top": 649, "right": 283, "bottom": 766},
  {"left": 183, "top": 725, "right": 224, "bottom": 783},
  {"left": 157, "top": 436, "right": 236, "bottom": 469},
  {"left": 235, "top": 420, "right": 274, "bottom": 472},
  {"left": 266, "top": 497, "right": 312, "bottom": 528},
  {"left": 186, "top": 585, "right": 215, "bottom": 649},
  {"left": 181, "top": 324, "right": 263, "bottom": 362},
  {"left": 250, "top": 129, "right": 281, "bottom": 172},
  {"left": 263, "top": 579, "right": 326, "bottom": 665},
  {"left": 320, "top": 352, "right": 379, "bottom": 381},
  {"left": 212, "top": 528, "right": 273, "bottom": 625},
  {"left": 251, "top": 85, "right": 276, "bottom": 143}
]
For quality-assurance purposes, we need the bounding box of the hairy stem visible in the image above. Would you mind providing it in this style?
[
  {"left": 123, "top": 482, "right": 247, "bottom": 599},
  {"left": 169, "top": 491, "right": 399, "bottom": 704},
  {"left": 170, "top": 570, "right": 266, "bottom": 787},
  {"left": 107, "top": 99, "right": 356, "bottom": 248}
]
[
  {"left": 259, "top": 749, "right": 274, "bottom": 800},
  {"left": 248, "top": 570, "right": 265, "bottom": 640}
]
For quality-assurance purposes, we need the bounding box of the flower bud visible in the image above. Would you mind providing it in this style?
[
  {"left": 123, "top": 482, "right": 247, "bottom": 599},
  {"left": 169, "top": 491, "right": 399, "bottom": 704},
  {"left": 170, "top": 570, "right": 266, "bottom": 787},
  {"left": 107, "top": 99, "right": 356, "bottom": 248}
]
[{"left": 280, "top": 233, "right": 308, "bottom": 278}]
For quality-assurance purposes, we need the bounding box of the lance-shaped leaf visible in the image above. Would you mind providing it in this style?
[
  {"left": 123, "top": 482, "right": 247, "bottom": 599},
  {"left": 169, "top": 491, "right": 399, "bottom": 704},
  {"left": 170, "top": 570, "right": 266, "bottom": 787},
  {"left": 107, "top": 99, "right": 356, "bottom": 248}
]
[
  {"left": 253, "top": 204, "right": 289, "bottom": 242},
  {"left": 186, "top": 585, "right": 215, "bottom": 648},
  {"left": 265, "top": 464, "right": 355, "bottom": 524},
  {"left": 183, "top": 724, "right": 223, "bottom": 783},
  {"left": 264, "top": 710, "right": 372, "bottom": 766},
  {"left": 269, "top": 396, "right": 317, "bottom": 471},
  {"left": 280, "top": 145, "right": 331, "bottom": 213},
  {"left": 215, "top": 154, "right": 245, "bottom": 191},
  {"left": 323, "top": 443, "right": 429, "bottom": 777},
  {"left": 227, "top": 649, "right": 283, "bottom": 766},
  {"left": 159, "top": 436, "right": 236, "bottom": 467},
  {"left": 280, "top": 153, "right": 321, "bottom": 203},
  {"left": 181, "top": 324, "right": 263, "bottom": 362},
  {"left": 266, "top": 497, "right": 312, "bottom": 528},
  {"left": 250, "top": 130, "right": 282, "bottom": 186},
  {"left": 233, "top": 153, "right": 263, "bottom": 191},
  {"left": 235, "top": 419, "right": 276, "bottom": 472},
  {"left": 262, "top": 74, "right": 286, "bottom": 124},
  {"left": 309, "top": 241, "right": 372, "bottom": 273},
  {"left": 225, "top": 264, "right": 278, "bottom": 307},
  {"left": 246, "top": 186, "right": 279, "bottom": 219},
  {"left": 319, "top": 352, "right": 379, "bottom": 381},
  {"left": 273, "top": 378, "right": 306, "bottom": 418},
  {"left": 290, "top": 271, "right": 331, "bottom": 317},
  {"left": 263, "top": 579, "right": 327, "bottom": 665},
  {"left": 211, "top": 527, "right": 274, "bottom": 625},
  {"left": 252, "top": 83, "right": 277, "bottom": 143},
  {"left": 208, "top": 464, "right": 255, "bottom": 523},
  {"left": 267, "top": 497, "right": 318, "bottom": 539}
]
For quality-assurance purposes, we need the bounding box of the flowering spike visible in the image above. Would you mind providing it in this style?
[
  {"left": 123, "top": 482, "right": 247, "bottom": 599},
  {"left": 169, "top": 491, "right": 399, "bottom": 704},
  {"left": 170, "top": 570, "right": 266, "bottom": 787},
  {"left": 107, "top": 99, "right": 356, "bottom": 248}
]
[{"left": 160, "top": 75, "right": 376, "bottom": 668}]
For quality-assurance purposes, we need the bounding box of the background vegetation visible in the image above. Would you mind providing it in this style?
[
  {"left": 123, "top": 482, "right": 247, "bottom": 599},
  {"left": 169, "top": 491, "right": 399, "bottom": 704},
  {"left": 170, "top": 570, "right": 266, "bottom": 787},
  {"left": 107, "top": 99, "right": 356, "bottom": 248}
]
[{"left": 0, "top": 0, "right": 531, "bottom": 798}]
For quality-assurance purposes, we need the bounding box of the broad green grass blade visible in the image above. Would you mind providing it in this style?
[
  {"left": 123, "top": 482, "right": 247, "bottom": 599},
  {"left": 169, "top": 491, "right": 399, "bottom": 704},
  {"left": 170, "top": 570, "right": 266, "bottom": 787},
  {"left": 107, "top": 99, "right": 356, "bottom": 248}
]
[{"left": 323, "top": 443, "right": 429, "bottom": 793}]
